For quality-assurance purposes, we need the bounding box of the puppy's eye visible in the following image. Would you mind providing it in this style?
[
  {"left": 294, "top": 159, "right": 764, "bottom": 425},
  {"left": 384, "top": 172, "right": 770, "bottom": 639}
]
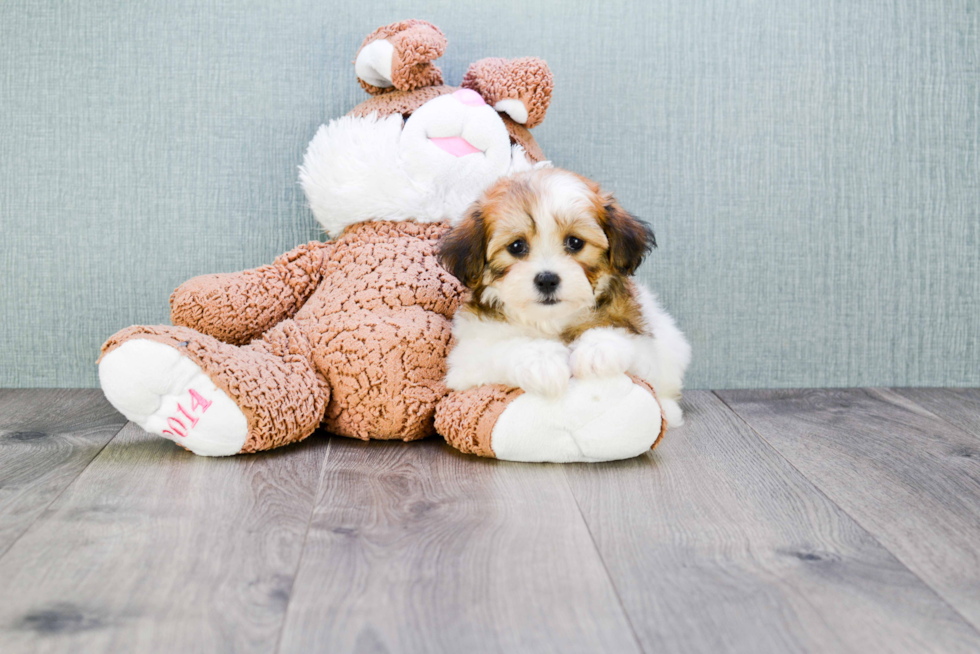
[
  {"left": 507, "top": 239, "right": 529, "bottom": 257},
  {"left": 564, "top": 236, "right": 585, "bottom": 253}
]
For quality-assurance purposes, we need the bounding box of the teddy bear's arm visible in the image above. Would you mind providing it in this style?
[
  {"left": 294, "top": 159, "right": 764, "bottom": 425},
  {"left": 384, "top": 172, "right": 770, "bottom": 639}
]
[{"left": 169, "top": 241, "right": 331, "bottom": 345}]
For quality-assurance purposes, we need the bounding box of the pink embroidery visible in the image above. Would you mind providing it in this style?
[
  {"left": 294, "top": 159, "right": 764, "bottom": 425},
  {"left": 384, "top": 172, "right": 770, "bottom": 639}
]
[
  {"left": 176, "top": 403, "right": 199, "bottom": 427},
  {"left": 166, "top": 417, "right": 187, "bottom": 438},
  {"left": 161, "top": 388, "right": 212, "bottom": 438},
  {"left": 190, "top": 389, "right": 212, "bottom": 412}
]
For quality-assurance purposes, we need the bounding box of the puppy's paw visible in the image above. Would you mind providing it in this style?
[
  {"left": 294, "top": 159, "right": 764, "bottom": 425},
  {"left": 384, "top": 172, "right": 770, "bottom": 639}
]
[
  {"left": 510, "top": 341, "right": 571, "bottom": 398},
  {"left": 570, "top": 328, "right": 634, "bottom": 380}
]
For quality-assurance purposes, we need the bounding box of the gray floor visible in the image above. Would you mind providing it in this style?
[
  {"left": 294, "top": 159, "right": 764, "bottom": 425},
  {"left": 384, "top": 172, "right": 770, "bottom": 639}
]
[{"left": 1, "top": 389, "right": 979, "bottom": 653}]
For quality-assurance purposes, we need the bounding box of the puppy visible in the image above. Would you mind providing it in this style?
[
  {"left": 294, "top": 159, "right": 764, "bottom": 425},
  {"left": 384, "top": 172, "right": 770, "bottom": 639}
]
[{"left": 438, "top": 167, "right": 691, "bottom": 426}]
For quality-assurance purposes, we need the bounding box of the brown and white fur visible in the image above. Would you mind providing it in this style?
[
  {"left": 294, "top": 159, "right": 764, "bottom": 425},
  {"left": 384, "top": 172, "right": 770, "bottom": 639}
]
[{"left": 438, "top": 167, "right": 691, "bottom": 426}]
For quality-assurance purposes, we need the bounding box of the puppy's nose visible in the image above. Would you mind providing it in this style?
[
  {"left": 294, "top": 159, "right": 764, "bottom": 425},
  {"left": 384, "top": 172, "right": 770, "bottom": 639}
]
[
  {"left": 452, "top": 88, "right": 486, "bottom": 107},
  {"left": 534, "top": 271, "right": 561, "bottom": 295}
]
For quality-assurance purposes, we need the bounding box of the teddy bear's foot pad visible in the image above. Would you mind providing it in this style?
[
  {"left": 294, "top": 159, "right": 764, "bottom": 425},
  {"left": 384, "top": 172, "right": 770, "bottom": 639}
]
[
  {"left": 491, "top": 375, "right": 663, "bottom": 463},
  {"left": 99, "top": 339, "right": 248, "bottom": 456}
]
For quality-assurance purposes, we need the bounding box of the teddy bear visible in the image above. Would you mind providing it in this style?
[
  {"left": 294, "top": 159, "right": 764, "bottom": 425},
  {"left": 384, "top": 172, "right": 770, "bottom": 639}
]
[{"left": 98, "top": 20, "right": 667, "bottom": 462}]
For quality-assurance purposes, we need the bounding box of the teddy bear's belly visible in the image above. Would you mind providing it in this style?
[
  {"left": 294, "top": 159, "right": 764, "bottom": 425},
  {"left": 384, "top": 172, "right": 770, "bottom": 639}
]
[
  {"left": 285, "top": 222, "right": 462, "bottom": 441},
  {"left": 287, "top": 221, "right": 464, "bottom": 394}
]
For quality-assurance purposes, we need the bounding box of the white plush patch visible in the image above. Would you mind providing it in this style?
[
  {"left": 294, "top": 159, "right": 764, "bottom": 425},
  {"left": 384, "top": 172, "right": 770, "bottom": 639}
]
[
  {"left": 299, "top": 101, "right": 546, "bottom": 236},
  {"left": 494, "top": 98, "right": 528, "bottom": 124},
  {"left": 99, "top": 339, "right": 248, "bottom": 457},
  {"left": 354, "top": 39, "right": 394, "bottom": 88},
  {"left": 399, "top": 93, "right": 514, "bottom": 215},
  {"left": 490, "top": 375, "right": 662, "bottom": 463}
]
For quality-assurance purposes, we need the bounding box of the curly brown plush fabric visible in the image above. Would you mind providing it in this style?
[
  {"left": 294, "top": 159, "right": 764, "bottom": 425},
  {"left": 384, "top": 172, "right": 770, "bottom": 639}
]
[
  {"left": 435, "top": 385, "right": 525, "bottom": 457},
  {"left": 357, "top": 20, "right": 447, "bottom": 95},
  {"left": 102, "top": 221, "right": 463, "bottom": 449},
  {"left": 170, "top": 241, "right": 330, "bottom": 346},
  {"left": 307, "top": 221, "right": 461, "bottom": 439},
  {"left": 462, "top": 57, "right": 554, "bottom": 129}
]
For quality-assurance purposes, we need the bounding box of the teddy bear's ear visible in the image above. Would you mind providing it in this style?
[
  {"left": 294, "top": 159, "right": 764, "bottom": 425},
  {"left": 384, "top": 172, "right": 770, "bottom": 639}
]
[
  {"left": 354, "top": 20, "right": 447, "bottom": 95},
  {"left": 461, "top": 57, "right": 554, "bottom": 129}
]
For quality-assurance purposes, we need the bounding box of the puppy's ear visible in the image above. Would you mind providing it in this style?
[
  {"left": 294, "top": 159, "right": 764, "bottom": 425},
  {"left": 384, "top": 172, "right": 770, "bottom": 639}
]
[
  {"left": 438, "top": 204, "right": 488, "bottom": 288},
  {"left": 603, "top": 198, "right": 656, "bottom": 276}
]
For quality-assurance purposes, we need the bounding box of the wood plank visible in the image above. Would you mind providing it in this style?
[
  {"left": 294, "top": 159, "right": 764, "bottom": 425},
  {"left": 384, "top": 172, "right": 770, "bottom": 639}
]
[
  {"left": 718, "top": 388, "right": 980, "bottom": 633},
  {"left": 0, "top": 423, "right": 329, "bottom": 654},
  {"left": 277, "top": 438, "right": 642, "bottom": 654},
  {"left": 565, "top": 391, "right": 980, "bottom": 654},
  {"left": 891, "top": 388, "right": 980, "bottom": 439},
  {"left": 0, "top": 389, "right": 127, "bottom": 557}
]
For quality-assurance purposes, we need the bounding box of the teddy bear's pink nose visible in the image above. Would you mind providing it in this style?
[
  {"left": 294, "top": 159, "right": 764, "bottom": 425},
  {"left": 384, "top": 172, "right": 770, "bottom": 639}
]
[{"left": 452, "top": 88, "right": 486, "bottom": 107}]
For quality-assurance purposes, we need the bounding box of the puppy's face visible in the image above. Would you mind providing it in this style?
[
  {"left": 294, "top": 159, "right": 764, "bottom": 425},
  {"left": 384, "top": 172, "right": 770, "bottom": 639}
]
[{"left": 439, "top": 168, "right": 655, "bottom": 333}]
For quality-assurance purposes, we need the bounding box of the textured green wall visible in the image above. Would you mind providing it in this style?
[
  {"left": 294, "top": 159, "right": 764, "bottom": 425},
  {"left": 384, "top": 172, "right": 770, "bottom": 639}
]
[{"left": 1, "top": 0, "right": 978, "bottom": 388}]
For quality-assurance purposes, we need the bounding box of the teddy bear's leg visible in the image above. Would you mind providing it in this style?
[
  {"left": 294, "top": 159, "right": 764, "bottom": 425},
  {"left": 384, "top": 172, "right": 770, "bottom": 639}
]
[
  {"left": 355, "top": 20, "right": 447, "bottom": 94},
  {"left": 311, "top": 306, "right": 453, "bottom": 441},
  {"left": 99, "top": 321, "right": 328, "bottom": 456},
  {"left": 436, "top": 375, "right": 667, "bottom": 463}
]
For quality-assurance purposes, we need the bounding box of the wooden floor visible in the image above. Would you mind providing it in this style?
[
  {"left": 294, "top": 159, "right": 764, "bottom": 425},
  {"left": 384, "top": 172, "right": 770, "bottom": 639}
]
[{"left": 1, "top": 389, "right": 979, "bottom": 653}]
